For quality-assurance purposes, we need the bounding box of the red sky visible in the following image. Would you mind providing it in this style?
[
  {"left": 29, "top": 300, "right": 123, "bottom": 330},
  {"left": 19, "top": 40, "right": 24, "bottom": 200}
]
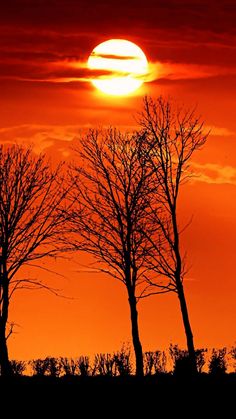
[{"left": 1, "top": 0, "right": 236, "bottom": 360}]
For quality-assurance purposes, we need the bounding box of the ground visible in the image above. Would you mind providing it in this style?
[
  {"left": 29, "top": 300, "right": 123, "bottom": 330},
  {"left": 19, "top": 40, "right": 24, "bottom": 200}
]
[{"left": 1, "top": 374, "right": 235, "bottom": 415}]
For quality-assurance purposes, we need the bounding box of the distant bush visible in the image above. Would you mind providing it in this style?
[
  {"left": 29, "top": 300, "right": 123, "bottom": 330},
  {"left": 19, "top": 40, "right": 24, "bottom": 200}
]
[
  {"left": 195, "top": 348, "right": 207, "bottom": 373},
  {"left": 30, "top": 358, "right": 49, "bottom": 376},
  {"left": 208, "top": 348, "right": 227, "bottom": 375},
  {"left": 114, "top": 345, "right": 132, "bottom": 376},
  {"left": 10, "top": 360, "right": 26, "bottom": 376},
  {"left": 92, "top": 345, "right": 132, "bottom": 377},
  {"left": 169, "top": 344, "right": 189, "bottom": 374},
  {"left": 169, "top": 344, "right": 207, "bottom": 375},
  {"left": 29, "top": 357, "right": 61, "bottom": 377},
  {"left": 144, "top": 351, "right": 167, "bottom": 375},
  {"left": 77, "top": 356, "right": 90, "bottom": 376},
  {"left": 93, "top": 353, "right": 116, "bottom": 376},
  {"left": 60, "top": 357, "right": 78, "bottom": 376},
  {"left": 229, "top": 346, "right": 236, "bottom": 372},
  {"left": 45, "top": 357, "right": 61, "bottom": 377}
]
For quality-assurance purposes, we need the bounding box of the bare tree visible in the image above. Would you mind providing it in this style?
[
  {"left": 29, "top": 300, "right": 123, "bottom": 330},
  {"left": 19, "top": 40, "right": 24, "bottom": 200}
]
[
  {"left": 0, "top": 145, "right": 68, "bottom": 376},
  {"left": 68, "top": 129, "right": 157, "bottom": 376},
  {"left": 139, "top": 96, "right": 208, "bottom": 373}
]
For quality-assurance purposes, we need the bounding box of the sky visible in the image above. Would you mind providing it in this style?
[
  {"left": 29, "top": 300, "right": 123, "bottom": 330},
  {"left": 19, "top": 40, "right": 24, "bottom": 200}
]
[{"left": 1, "top": 0, "right": 236, "bottom": 360}]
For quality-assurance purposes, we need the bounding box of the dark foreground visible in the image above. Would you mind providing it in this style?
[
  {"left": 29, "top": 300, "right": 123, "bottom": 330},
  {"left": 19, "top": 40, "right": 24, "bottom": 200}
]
[{"left": 1, "top": 374, "right": 235, "bottom": 415}]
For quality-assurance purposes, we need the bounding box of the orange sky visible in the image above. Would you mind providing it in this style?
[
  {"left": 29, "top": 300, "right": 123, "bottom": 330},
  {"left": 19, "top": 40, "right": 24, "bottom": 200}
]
[{"left": 1, "top": 0, "right": 236, "bottom": 360}]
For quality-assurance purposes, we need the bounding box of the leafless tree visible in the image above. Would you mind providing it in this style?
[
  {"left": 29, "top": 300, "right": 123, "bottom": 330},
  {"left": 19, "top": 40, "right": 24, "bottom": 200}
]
[
  {"left": 139, "top": 96, "right": 208, "bottom": 373},
  {"left": 68, "top": 129, "right": 158, "bottom": 376},
  {"left": 0, "top": 144, "right": 68, "bottom": 376}
]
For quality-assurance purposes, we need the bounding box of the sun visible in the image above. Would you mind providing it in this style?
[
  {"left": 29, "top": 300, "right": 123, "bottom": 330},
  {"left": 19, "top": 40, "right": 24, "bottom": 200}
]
[{"left": 87, "top": 39, "right": 149, "bottom": 96}]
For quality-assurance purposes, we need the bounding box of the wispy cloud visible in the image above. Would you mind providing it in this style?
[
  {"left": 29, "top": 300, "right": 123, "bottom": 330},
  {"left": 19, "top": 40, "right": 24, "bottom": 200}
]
[
  {"left": 0, "top": 124, "right": 84, "bottom": 154},
  {"left": 2, "top": 47, "right": 236, "bottom": 86},
  {"left": 204, "top": 126, "right": 235, "bottom": 137},
  {"left": 150, "top": 62, "right": 236, "bottom": 82},
  {"left": 192, "top": 162, "right": 236, "bottom": 186}
]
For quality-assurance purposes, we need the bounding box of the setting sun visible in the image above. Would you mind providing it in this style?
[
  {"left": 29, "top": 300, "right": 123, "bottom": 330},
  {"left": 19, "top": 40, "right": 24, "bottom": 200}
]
[{"left": 87, "top": 39, "right": 149, "bottom": 96}]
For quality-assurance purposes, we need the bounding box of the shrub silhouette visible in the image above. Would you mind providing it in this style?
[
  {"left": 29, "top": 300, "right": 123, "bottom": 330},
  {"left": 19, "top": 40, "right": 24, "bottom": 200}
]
[
  {"left": 169, "top": 344, "right": 190, "bottom": 375},
  {"left": 45, "top": 357, "right": 61, "bottom": 377},
  {"left": 30, "top": 358, "right": 49, "bottom": 376},
  {"left": 113, "top": 345, "right": 132, "bottom": 376},
  {"left": 77, "top": 356, "right": 90, "bottom": 376},
  {"left": 91, "top": 346, "right": 132, "bottom": 377},
  {"left": 195, "top": 349, "right": 207, "bottom": 373},
  {"left": 10, "top": 360, "right": 26, "bottom": 376},
  {"left": 30, "top": 357, "right": 61, "bottom": 376},
  {"left": 93, "top": 353, "right": 116, "bottom": 376},
  {"left": 208, "top": 348, "right": 227, "bottom": 375},
  {"left": 60, "top": 357, "right": 78, "bottom": 376},
  {"left": 169, "top": 344, "right": 207, "bottom": 375},
  {"left": 144, "top": 351, "right": 167, "bottom": 375},
  {"left": 229, "top": 346, "right": 236, "bottom": 372}
]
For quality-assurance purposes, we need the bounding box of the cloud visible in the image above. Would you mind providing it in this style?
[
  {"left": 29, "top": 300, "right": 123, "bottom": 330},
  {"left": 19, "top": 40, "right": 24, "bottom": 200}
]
[
  {"left": 0, "top": 124, "right": 84, "bottom": 154},
  {"left": 150, "top": 62, "right": 236, "bottom": 83},
  {"left": 191, "top": 162, "right": 236, "bottom": 186},
  {"left": 1, "top": 5, "right": 236, "bottom": 87},
  {"left": 1, "top": 53, "right": 236, "bottom": 87},
  {"left": 0, "top": 59, "right": 116, "bottom": 83},
  {"left": 0, "top": 56, "right": 153, "bottom": 84},
  {"left": 1, "top": 124, "right": 236, "bottom": 185},
  {"left": 1, "top": 0, "right": 236, "bottom": 37},
  {"left": 204, "top": 126, "right": 236, "bottom": 137},
  {"left": 91, "top": 53, "right": 140, "bottom": 60}
]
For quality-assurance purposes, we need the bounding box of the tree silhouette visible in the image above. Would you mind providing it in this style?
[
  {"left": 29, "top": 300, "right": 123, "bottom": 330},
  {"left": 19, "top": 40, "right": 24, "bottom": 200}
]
[
  {"left": 0, "top": 145, "right": 68, "bottom": 376},
  {"left": 68, "top": 129, "right": 157, "bottom": 376},
  {"left": 139, "top": 96, "right": 208, "bottom": 373}
]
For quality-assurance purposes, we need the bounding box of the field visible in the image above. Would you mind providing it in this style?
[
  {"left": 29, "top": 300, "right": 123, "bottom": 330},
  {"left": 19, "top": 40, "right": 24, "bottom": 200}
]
[{"left": 1, "top": 374, "right": 235, "bottom": 416}]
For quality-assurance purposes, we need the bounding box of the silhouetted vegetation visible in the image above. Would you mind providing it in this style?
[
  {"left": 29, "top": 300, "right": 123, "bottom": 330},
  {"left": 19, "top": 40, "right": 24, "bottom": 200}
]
[
  {"left": 169, "top": 344, "right": 207, "bottom": 375},
  {"left": 60, "top": 357, "right": 77, "bottom": 376},
  {"left": 144, "top": 350, "right": 167, "bottom": 375},
  {"left": 0, "top": 96, "right": 233, "bottom": 388},
  {"left": 10, "top": 360, "right": 26, "bottom": 376},
  {"left": 230, "top": 346, "right": 236, "bottom": 372},
  {"left": 113, "top": 345, "right": 132, "bottom": 376},
  {"left": 67, "top": 129, "right": 157, "bottom": 376},
  {"left": 5, "top": 344, "right": 236, "bottom": 378},
  {"left": 0, "top": 145, "right": 69, "bottom": 375},
  {"left": 139, "top": 97, "right": 208, "bottom": 373},
  {"left": 208, "top": 348, "right": 227, "bottom": 375},
  {"left": 77, "top": 356, "right": 91, "bottom": 376}
]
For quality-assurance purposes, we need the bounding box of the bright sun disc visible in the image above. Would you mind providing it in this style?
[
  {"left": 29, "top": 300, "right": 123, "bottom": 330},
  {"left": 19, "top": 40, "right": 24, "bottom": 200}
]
[{"left": 87, "top": 39, "right": 149, "bottom": 96}]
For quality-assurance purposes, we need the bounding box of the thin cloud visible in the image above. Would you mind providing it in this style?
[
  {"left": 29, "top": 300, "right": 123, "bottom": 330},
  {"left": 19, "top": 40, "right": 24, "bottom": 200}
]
[
  {"left": 0, "top": 58, "right": 151, "bottom": 83},
  {"left": 204, "top": 126, "right": 235, "bottom": 137},
  {"left": 91, "top": 53, "right": 140, "bottom": 60},
  {"left": 150, "top": 62, "right": 236, "bottom": 82},
  {"left": 191, "top": 162, "right": 236, "bottom": 186},
  {"left": 0, "top": 60, "right": 114, "bottom": 83},
  {"left": 0, "top": 124, "right": 83, "bottom": 154}
]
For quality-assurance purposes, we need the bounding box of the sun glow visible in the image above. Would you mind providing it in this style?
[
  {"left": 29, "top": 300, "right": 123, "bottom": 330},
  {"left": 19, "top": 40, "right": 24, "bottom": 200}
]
[{"left": 87, "top": 39, "right": 149, "bottom": 96}]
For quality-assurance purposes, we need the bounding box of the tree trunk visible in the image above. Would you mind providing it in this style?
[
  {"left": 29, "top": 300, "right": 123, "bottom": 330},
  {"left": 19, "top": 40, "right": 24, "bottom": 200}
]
[
  {"left": 128, "top": 292, "right": 144, "bottom": 377},
  {"left": 0, "top": 274, "right": 12, "bottom": 376},
  {"left": 0, "top": 322, "right": 12, "bottom": 376},
  {"left": 172, "top": 208, "right": 197, "bottom": 374},
  {"left": 177, "top": 281, "right": 197, "bottom": 374}
]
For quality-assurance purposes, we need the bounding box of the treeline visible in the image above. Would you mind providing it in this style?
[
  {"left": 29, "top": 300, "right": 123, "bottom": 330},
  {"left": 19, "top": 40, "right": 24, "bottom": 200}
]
[{"left": 9, "top": 345, "right": 236, "bottom": 377}]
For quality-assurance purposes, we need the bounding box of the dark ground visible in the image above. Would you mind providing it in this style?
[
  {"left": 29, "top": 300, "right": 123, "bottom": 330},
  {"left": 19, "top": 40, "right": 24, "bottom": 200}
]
[{"left": 1, "top": 374, "right": 235, "bottom": 416}]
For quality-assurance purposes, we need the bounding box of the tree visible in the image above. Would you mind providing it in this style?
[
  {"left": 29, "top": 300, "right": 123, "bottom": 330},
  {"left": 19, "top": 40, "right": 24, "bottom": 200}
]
[
  {"left": 139, "top": 96, "right": 208, "bottom": 373},
  {"left": 0, "top": 144, "right": 68, "bottom": 376},
  {"left": 68, "top": 129, "right": 156, "bottom": 376}
]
